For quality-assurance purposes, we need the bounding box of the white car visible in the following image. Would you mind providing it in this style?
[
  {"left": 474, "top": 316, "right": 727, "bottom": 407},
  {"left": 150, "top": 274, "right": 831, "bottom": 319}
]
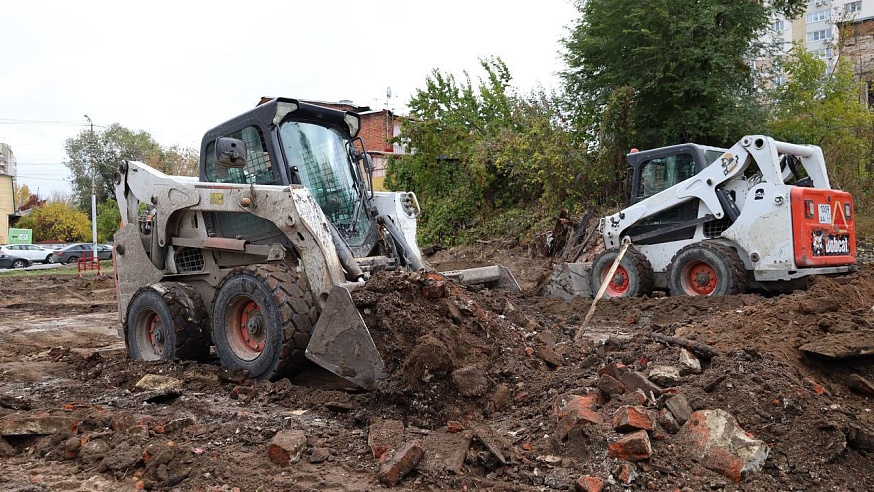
[{"left": 0, "top": 244, "right": 57, "bottom": 264}]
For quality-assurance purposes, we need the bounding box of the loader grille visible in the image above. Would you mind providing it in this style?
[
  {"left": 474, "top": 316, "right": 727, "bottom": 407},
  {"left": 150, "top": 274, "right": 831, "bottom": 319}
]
[
  {"left": 704, "top": 218, "right": 732, "bottom": 238},
  {"left": 175, "top": 247, "right": 205, "bottom": 273}
]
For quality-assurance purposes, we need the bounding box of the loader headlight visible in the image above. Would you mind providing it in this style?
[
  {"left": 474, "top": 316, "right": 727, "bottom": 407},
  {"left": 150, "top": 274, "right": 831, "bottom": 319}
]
[{"left": 401, "top": 192, "right": 420, "bottom": 217}]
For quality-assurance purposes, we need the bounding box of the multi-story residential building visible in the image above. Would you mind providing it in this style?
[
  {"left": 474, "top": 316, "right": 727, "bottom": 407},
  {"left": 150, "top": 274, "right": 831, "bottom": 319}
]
[
  {"left": 0, "top": 143, "right": 17, "bottom": 243},
  {"left": 760, "top": 1, "right": 874, "bottom": 81}
]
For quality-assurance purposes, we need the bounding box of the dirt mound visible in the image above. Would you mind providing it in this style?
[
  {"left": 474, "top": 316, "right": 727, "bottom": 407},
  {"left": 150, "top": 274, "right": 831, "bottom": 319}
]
[{"left": 1, "top": 267, "right": 873, "bottom": 491}]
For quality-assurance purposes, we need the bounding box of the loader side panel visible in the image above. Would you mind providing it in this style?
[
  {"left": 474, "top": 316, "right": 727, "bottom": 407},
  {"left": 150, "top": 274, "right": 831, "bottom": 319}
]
[{"left": 791, "top": 187, "right": 856, "bottom": 267}]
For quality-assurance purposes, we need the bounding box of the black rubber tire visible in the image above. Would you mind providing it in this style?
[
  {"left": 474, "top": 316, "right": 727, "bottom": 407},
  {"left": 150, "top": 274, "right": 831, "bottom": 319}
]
[
  {"left": 125, "top": 282, "right": 211, "bottom": 361},
  {"left": 590, "top": 247, "right": 654, "bottom": 298},
  {"left": 11, "top": 259, "right": 28, "bottom": 269},
  {"left": 211, "top": 264, "right": 318, "bottom": 381},
  {"left": 667, "top": 242, "right": 747, "bottom": 296},
  {"left": 45, "top": 255, "right": 55, "bottom": 264},
  {"left": 66, "top": 256, "right": 79, "bottom": 265}
]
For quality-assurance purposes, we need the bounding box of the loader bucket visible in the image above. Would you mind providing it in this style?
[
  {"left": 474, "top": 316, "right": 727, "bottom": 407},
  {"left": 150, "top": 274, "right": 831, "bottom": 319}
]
[
  {"left": 305, "top": 285, "right": 386, "bottom": 390},
  {"left": 541, "top": 262, "right": 594, "bottom": 300},
  {"left": 439, "top": 265, "right": 522, "bottom": 292}
]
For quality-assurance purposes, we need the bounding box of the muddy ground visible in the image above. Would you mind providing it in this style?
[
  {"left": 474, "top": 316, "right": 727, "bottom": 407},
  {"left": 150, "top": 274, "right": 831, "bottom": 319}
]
[{"left": 1, "top": 246, "right": 873, "bottom": 491}]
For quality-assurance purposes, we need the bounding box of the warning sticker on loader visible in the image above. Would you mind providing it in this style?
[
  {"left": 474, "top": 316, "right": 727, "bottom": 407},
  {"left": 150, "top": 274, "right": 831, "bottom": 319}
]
[{"left": 811, "top": 229, "right": 850, "bottom": 256}]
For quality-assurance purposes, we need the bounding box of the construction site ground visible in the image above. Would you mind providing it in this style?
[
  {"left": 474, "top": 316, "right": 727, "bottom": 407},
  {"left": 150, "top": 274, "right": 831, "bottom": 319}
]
[{"left": 1, "top": 245, "right": 873, "bottom": 492}]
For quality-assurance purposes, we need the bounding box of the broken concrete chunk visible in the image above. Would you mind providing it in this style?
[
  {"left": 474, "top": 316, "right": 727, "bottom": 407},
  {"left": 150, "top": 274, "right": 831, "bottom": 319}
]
[
  {"left": 470, "top": 422, "right": 511, "bottom": 465},
  {"left": 658, "top": 409, "right": 681, "bottom": 434},
  {"left": 378, "top": 440, "right": 424, "bottom": 486},
  {"left": 267, "top": 429, "right": 307, "bottom": 466},
  {"left": 420, "top": 428, "right": 472, "bottom": 475},
  {"left": 0, "top": 415, "right": 78, "bottom": 437},
  {"left": 368, "top": 419, "right": 405, "bottom": 460},
  {"left": 664, "top": 395, "right": 693, "bottom": 425},
  {"left": 679, "top": 348, "right": 702, "bottom": 375},
  {"left": 677, "top": 409, "right": 769, "bottom": 482},
  {"left": 135, "top": 374, "right": 183, "bottom": 392},
  {"left": 620, "top": 371, "right": 663, "bottom": 399},
  {"left": 607, "top": 429, "right": 652, "bottom": 462},
  {"left": 648, "top": 365, "right": 681, "bottom": 386},
  {"left": 612, "top": 405, "right": 657, "bottom": 433},
  {"left": 597, "top": 374, "right": 626, "bottom": 397}
]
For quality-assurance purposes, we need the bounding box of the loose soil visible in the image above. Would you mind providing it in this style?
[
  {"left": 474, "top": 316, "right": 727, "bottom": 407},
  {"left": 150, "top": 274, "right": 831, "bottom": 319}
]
[{"left": 1, "top": 249, "right": 872, "bottom": 491}]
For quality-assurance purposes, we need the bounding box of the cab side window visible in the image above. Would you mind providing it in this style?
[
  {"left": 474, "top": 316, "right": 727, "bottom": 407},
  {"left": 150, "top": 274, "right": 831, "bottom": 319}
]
[
  {"left": 204, "top": 126, "right": 275, "bottom": 184},
  {"left": 637, "top": 153, "right": 696, "bottom": 200}
]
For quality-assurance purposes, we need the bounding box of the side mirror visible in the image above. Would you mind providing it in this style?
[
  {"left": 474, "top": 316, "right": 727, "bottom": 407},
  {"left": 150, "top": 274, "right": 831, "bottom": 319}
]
[{"left": 216, "top": 137, "right": 247, "bottom": 168}]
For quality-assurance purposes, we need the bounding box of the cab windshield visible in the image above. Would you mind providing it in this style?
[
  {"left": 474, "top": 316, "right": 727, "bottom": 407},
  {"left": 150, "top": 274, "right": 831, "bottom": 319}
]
[{"left": 278, "top": 121, "right": 371, "bottom": 246}]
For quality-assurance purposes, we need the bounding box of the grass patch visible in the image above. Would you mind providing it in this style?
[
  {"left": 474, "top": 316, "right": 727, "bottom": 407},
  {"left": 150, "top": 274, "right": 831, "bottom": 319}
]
[{"left": 0, "top": 261, "right": 114, "bottom": 278}]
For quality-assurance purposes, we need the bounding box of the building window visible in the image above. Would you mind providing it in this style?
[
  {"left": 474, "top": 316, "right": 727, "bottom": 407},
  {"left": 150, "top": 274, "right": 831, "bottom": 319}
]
[
  {"left": 846, "top": 1, "right": 862, "bottom": 14},
  {"left": 807, "top": 10, "right": 830, "bottom": 23},
  {"left": 772, "top": 20, "right": 785, "bottom": 32},
  {"left": 807, "top": 28, "right": 832, "bottom": 42},
  {"left": 774, "top": 74, "right": 787, "bottom": 87},
  {"left": 813, "top": 47, "right": 835, "bottom": 59}
]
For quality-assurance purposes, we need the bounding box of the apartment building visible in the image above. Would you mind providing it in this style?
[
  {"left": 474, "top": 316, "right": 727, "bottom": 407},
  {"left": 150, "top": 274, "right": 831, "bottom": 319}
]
[{"left": 763, "top": 0, "right": 874, "bottom": 77}]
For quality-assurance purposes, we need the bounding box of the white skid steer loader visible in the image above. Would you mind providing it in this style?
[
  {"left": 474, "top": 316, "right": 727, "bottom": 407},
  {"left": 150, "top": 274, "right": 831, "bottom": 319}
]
[
  {"left": 111, "top": 97, "right": 519, "bottom": 390},
  {"left": 544, "top": 135, "right": 856, "bottom": 299}
]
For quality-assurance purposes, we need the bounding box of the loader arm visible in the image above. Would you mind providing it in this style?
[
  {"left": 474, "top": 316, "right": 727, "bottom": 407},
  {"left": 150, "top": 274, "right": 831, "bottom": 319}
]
[{"left": 115, "top": 160, "right": 348, "bottom": 303}]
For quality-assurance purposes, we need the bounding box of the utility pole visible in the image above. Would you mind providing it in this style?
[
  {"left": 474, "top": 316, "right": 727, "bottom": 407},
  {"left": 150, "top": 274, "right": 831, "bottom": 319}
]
[{"left": 84, "top": 115, "right": 97, "bottom": 260}]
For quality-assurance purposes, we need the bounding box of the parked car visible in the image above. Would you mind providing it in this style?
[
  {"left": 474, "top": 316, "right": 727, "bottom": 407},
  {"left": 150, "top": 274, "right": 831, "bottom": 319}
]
[
  {"left": 0, "top": 253, "right": 32, "bottom": 269},
  {"left": 0, "top": 244, "right": 57, "bottom": 264},
  {"left": 55, "top": 243, "right": 113, "bottom": 264}
]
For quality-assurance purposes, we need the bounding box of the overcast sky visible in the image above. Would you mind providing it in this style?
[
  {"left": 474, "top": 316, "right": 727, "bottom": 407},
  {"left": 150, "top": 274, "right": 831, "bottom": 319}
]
[{"left": 0, "top": 0, "right": 578, "bottom": 198}]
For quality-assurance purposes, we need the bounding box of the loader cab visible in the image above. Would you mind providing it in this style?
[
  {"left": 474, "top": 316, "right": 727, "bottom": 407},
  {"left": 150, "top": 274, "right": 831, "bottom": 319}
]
[
  {"left": 623, "top": 143, "right": 727, "bottom": 244},
  {"left": 199, "top": 98, "right": 379, "bottom": 259}
]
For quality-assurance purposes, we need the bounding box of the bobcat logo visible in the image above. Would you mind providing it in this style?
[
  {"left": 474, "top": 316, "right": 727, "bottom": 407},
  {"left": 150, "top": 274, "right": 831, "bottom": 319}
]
[
  {"left": 811, "top": 230, "right": 824, "bottom": 256},
  {"left": 721, "top": 154, "right": 739, "bottom": 176}
]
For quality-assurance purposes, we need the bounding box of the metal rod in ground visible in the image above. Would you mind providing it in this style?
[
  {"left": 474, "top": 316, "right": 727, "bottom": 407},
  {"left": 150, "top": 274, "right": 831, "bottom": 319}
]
[{"left": 575, "top": 241, "right": 631, "bottom": 341}]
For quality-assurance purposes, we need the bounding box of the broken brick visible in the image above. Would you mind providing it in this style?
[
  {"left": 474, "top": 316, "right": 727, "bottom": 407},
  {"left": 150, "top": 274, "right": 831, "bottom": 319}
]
[
  {"left": 598, "top": 362, "right": 628, "bottom": 381},
  {"left": 368, "top": 419, "right": 405, "bottom": 459},
  {"left": 536, "top": 345, "right": 563, "bottom": 367},
  {"left": 575, "top": 475, "right": 604, "bottom": 492},
  {"left": 612, "top": 406, "right": 656, "bottom": 433},
  {"left": 446, "top": 420, "right": 465, "bottom": 433},
  {"left": 377, "top": 440, "right": 424, "bottom": 486},
  {"left": 556, "top": 394, "right": 603, "bottom": 441},
  {"left": 615, "top": 462, "right": 637, "bottom": 485},
  {"left": 677, "top": 409, "right": 769, "bottom": 482},
  {"left": 608, "top": 430, "right": 652, "bottom": 462},
  {"left": 267, "top": 429, "right": 307, "bottom": 466}
]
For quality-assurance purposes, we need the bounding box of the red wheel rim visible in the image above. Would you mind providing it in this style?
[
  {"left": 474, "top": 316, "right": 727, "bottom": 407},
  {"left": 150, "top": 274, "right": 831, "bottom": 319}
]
[
  {"left": 603, "top": 265, "right": 631, "bottom": 296},
  {"left": 227, "top": 299, "right": 266, "bottom": 361},
  {"left": 147, "top": 315, "right": 165, "bottom": 356},
  {"left": 682, "top": 261, "right": 717, "bottom": 296}
]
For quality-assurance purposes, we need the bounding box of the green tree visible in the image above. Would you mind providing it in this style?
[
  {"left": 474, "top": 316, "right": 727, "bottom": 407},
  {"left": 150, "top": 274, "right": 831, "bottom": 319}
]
[
  {"left": 96, "top": 200, "right": 122, "bottom": 243},
  {"left": 64, "top": 124, "right": 199, "bottom": 211},
  {"left": 767, "top": 47, "right": 874, "bottom": 206},
  {"left": 387, "top": 58, "right": 580, "bottom": 244},
  {"left": 559, "top": 0, "right": 805, "bottom": 150},
  {"left": 15, "top": 202, "right": 92, "bottom": 243}
]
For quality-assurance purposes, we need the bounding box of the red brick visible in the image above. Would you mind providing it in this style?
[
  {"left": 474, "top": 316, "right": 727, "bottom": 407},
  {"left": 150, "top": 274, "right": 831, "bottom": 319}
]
[
  {"left": 598, "top": 362, "right": 627, "bottom": 381},
  {"left": 368, "top": 419, "right": 404, "bottom": 459},
  {"left": 575, "top": 475, "right": 604, "bottom": 492},
  {"left": 597, "top": 374, "right": 625, "bottom": 396},
  {"left": 555, "top": 394, "right": 603, "bottom": 441},
  {"left": 616, "top": 462, "right": 637, "bottom": 484},
  {"left": 612, "top": 406, "right": 656, "bottom": 432},
  {"left": 447, "top": 420, "right": 465, "bottom": 433},
  {"left": 377, "top": 440, "right": 424, "bottom": 486},
  {"left": 267, "top": 429, "right": 307, "bottom": 466},
  {"left": 608, "top": 430, "right": 652, "bottom": 462},
  {"left": 677, "top": 409, "right": 769, "bottom": 482}
]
